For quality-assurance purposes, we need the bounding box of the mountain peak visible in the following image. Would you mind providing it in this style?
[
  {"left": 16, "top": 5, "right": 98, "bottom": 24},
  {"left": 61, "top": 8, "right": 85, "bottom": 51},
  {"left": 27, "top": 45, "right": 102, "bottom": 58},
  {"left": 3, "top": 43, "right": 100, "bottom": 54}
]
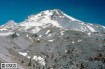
[
  {"left": 0, "top": 9, "right": 105, "bottom": 33},
  {"left": 26, "top": 9, "right": 75, "bottom": 22},
  {"left": 26, "top": 9, "right": 81, "bottom": 23},
  {"left": 20, "top": 9, "right": 105, "bottom": 33},
  {"left": 0, "top": 20, "right": 17, "bottom": 29},
  {"left": 35, "top": 9, "right": 64, "bottom": 18},
  {"left": 42, "top": 9, "right": 63, "bottom": 16},
  {"left": 6, "top": 20, "right": 17, "bottom": 25}
]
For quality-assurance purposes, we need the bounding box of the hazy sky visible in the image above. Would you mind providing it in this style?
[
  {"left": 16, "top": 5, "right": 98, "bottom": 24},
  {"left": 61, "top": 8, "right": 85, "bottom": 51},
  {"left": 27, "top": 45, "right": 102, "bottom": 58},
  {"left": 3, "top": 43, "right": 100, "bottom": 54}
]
[{"left": 0, "top": 0, "right": 105, "bottom": 25}]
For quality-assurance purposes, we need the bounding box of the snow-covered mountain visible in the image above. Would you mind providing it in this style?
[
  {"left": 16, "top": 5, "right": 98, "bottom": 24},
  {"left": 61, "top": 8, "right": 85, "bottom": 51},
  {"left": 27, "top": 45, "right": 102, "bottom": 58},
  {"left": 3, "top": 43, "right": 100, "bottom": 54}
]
[
  {"left": 19, "top": 9, "right": 105, "bottom": 33},
  {"left": 0, "top": 20, "right": 18, "bottom": 31},
  {"left": 0, "top": 9, "right": 105, "bottom": 69},
  {"left": 0, "top": 9, "right": 105, "bottom": 33}
]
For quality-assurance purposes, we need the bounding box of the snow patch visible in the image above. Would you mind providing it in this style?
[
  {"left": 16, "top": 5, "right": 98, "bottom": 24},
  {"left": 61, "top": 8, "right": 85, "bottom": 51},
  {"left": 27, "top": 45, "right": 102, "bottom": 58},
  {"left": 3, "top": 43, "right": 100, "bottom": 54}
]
[
  {"left": 0, "top": 28, "right": 8, "bottom": 31},
  {"left": 18, "top": 52, "right": 27, "bottom": 56},
  {"left": 26, "top": 35, "right": 29, "bottom": 37},
  {"left": 103, "top": 26, "right": 105, "bottom": 29},
  {"left": 87, "top": 32, "right": 92, "bottom": 37},
  {"left": 46, "top": 30, "right": 51, "bottom": 34},
  {"left": 72, "top": 41, "right": 75, "bottom": 44},
  {"left": 39, "top": 35, "right": 42, "bottom": 37},
  {"left": 78, "top": 40, "right": 82, "bottom": 42},
  {"left": 27, "top": 56, "right": 31, "bottom": 59},
  {"left": 0, "top": 32, "right": 13, "bottom": 36},
  {"left": 65, "top": 50, "right": 68, "bottom": 53},
  {"left": 26, "top": 35, "right": 32, "bottom": 39},
  {"left": 47, "top": 34, "right": 52, "bottom": 37},
  {"left": 48, "top": 39, "right": 54, "bottom": 42},
  {"left": 16, "top": 33, "right": 19, "bottom": 36},
  {"left": 88, "top": 32, "right": 91, "bottom": 36},
  {"left": 29, "top": 37, "right": 32, "bottom": 40},
  {"left": 37, "top": 39, "right": 40, "bottom": 41},
  {"left": 96, "top": 26, "right": 99, "bottom": 27},
  {"left": 33, "top": 55, "right": 45, "bottom": 66},
  {"left": 60, "top": 31, "right": 64, "bottom": 35},
  {"left": 87, "top": 25, "right": 96, "bottom": 32}
]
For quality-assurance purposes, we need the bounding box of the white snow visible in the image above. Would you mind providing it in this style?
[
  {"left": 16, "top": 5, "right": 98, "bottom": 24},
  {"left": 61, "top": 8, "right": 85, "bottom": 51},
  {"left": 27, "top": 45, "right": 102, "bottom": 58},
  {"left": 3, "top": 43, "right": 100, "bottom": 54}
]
[
  {"left": 0, "top": 9, "right": 104, "bottom": 34},
  {"left": 65, "top": 50, "right": 68, "bottom": 53},
  {"left": 26, "top": 35, "right": 29, "bottom": 37},
  {"left": 0, "top": 28, "right": 8, "bottom": 31},
  {"left": 63, "top": 13, "right": 79, "bottom": 21},
  {"left": 27, "top": 56, "right": 31, "bottom": 59},
  {"left": 103, "top": 26, "right": 105, "bottom": 29},
  {"left": 39, "top": 35, "right": 42, "bottom": 37},
  {"left": 46, "top": 30, "right": 50, "bottom": 34},
  {"left": 87, "top": 32, "right": 92, "bottom": 37},
  {"left": 60, "top": 31, "right": 64, "bottom": 35},
  {"left": 87, "top": 25, "right": 96, "bottom": 32},
  {"left": 1, "top": 9, "right": 105, "bottom": 69},
  {"left": 96, "top": 26, "right": 99, "bottom": 27},
  {"left": 78, "top": 39, "right": 82, "bottom": 42},
  {"left": 89, "top": 23, "right": 93, "bottom": 26},
  {"left": 16, "top": 33, "right": 19, "bottom": 36},
  {"left": 33, "top": 55, "right": 45, "bottom": 66},
  {"left": 87, "top": 32, "right": 91, "bottom": 36},
  {"left": 20, "top": 22, "right": 42, "bottom": 27},
  {"left": 26, "top": 35, "right": 32, "bottom": 39},
  {"left": 48, "top": 39, "right": 54, "bottom": 42},
  {"left": 29, "top": 37, "right": 32, "bottom": 40},
  {"left": 72, "top": 41, "right": 75, "bottom": 44},
  {"left": 81, "top": 22, "right": 85, "bottom": 25},
  {"left": 48, "top": 34, "right": 52, "bottom": 37},
  {"left": 18, "top": 52, "right": 27, "bottom": 56},
  {"left": 37, "top": 39, "right": 40, "bottom": 41},
  {"left": 0, "top": 32, "right": 13, "bottom": 36}
]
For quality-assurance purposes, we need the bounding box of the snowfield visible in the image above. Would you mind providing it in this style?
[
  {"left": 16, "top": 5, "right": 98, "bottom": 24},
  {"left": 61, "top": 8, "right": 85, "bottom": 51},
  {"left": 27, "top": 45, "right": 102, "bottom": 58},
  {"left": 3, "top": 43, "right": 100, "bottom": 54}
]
[{"left": 0, "top": 32, "right": 13, "bottom": 36}]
